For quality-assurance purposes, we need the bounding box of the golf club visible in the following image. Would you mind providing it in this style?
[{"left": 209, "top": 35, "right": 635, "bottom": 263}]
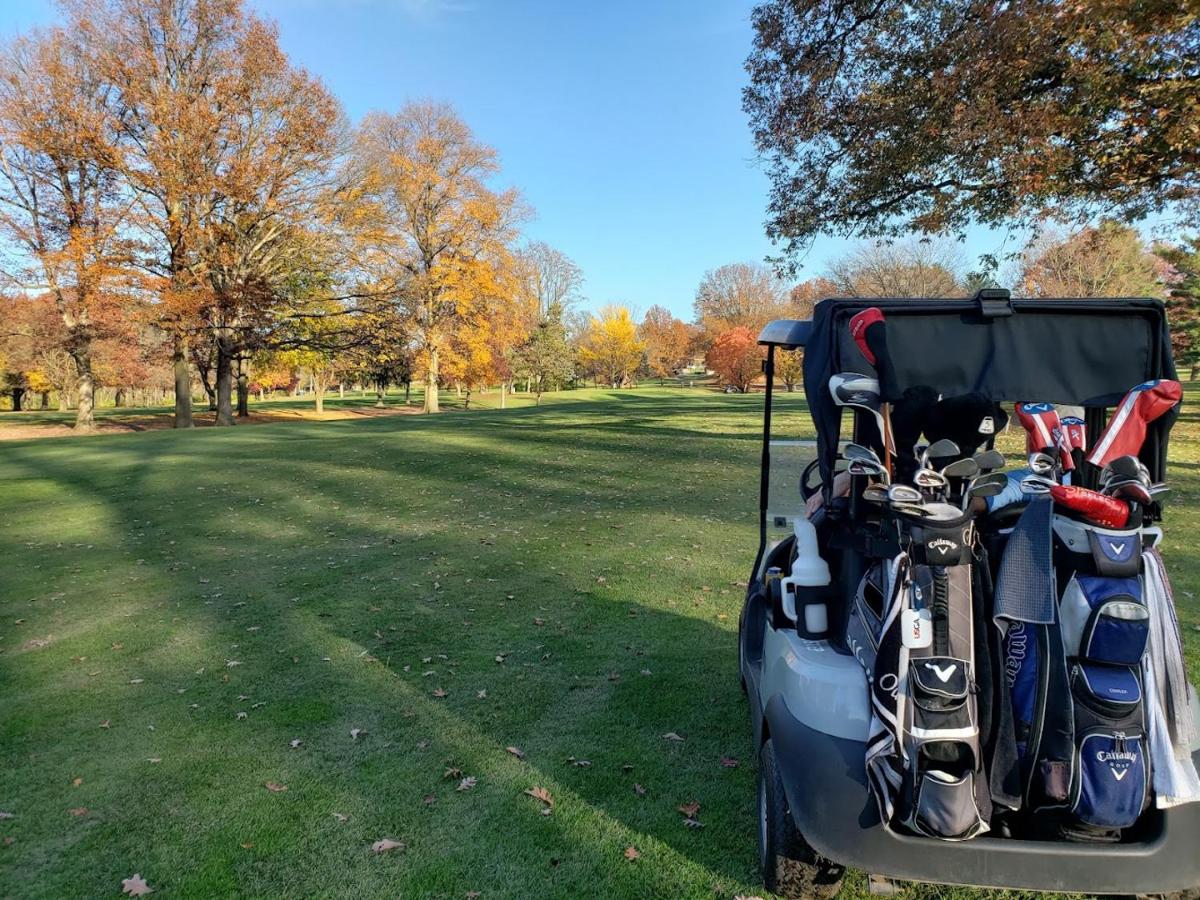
[
  {"left": 850, "top": 307, "right": 899, "bottom": 478},
  {"left": 829, "top": 373, "right": 894, "bottom": 456},
  {"left": 972, "top": 448, "right": 1006, "bottom": 473}
]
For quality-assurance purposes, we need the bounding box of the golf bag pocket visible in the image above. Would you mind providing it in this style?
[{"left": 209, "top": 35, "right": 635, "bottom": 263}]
[
  {"left": 1069, "top": 663, "right": 1148, "bottom": 829},
  {"left": 1053, "top": 517, "right": 1141, "bottom": 578},
  {"left": 906, "top": 520, "right": 973, "bottom": 568},
  {"left": 1060, "top": 576, "right": 1148, "bottom": 665},
  {"left": 901, "top": 657, "right": 987, "bottom": 840}
]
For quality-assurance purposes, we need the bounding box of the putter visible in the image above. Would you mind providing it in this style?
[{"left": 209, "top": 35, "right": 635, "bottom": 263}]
[{"left": 829, "top": 373, "right": 894, "bottom": 456}]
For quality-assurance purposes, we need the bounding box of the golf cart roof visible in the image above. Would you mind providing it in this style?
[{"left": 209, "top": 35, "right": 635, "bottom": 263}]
[{"left": 760, "top": 292, "right": 1179, "bottom": 486}]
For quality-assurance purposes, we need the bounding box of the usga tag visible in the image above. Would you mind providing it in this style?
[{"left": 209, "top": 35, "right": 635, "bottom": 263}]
[{"left": 902, "top": 608, "right": 933, "bottom": 649}]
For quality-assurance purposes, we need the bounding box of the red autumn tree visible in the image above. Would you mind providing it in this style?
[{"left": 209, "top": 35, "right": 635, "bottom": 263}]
[{"left": 706, "top": 326, "right": 763, "bottom": 393}]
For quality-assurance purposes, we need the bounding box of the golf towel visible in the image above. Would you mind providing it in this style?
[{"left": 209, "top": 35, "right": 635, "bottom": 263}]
[
  {"left": 993, "top": 498, "right": 1056, "bottom": 625},
  {"left": 1143, "top": 548, "right": 1200, "bottom": 808}
]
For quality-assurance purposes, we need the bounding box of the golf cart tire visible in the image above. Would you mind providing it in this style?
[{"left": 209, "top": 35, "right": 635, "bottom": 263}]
[{"left": 758, "top": 738, "right": 845, "bottom": 899}]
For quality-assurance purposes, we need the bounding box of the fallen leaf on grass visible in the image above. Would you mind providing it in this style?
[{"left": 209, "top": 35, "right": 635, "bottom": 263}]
[
  {"left": 121, "top": 874, "right": 153, "bottom": 896},
  {"left": 662, "top": 732, "right": 685, "bottom": 742},
  {"left": 264, "top": 782, "right": 287, "bottom": 793},
  {"left": 624, "top": 846, "right": 640, "bottom": 861},
  {"left": 720, "top": 757, "right": 739, "bottom": 768},
  {"left": 371, "top": 838, "right": 404, "bottom": 853},
  {"left": 633, "top": 783, "right": 646, "bottom": 797},
  {"left": 532, "top": 618, "right": 545, "bottom": 627},
  {"left": 289, "top": 739, "right": 303, "bottom": 749},
  {"left": 678, "top": 801, "right": 701, "bottom": 818},
  {"left": 0, "top": 812, "right": 13, "bottom": 820},
  {"left": 240, "top": 842, "right": 254, "bottom": 849},
  {"left": 72, "top": 778, "right": 82, "bottom": 787},
  {"left": 466, "top": 892, "right": 481, "bottom": 899},
  {"left": 432, "top": 687, "right": 447, "bottom": 698},
  {"left": 505, "top": 746, "right": 525, "bottom": 759},
  {"left": 235, "top": 712, "right": 247, "bottom": 721},
  {"left": 456, "top": 777, "right": 477, "bottom": 792},
  {"left": 69, "top": 807, "right": 87, "bottom": 817},
  {"left": 350, "top": 728, "right": 364, "bottom": 741},
  {"left": 682, "top": 817, "right": 705, "bottom": 829},
  {"left": 422, "top": 794, "right": 436, "bottom": 806},
  {"left": 331, "top": 813, "right": 349, "bottom": 822},
  {"left": 444, "top": 767, "right": 463, "bottom": 780},
  {"left": 99, "top": 720, "right": 110, "bottom": 729},
  {"left": 524, "top": 786, "right": 553, "bottom": 808},
  {"left": 147, "top": 758, "right": 161, "bottom": 764},
  {"left": 128, "top": 678, "right": 144, "bottom": 685}
]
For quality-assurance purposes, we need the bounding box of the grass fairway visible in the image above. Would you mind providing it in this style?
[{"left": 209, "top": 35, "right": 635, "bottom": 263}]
[{"left": 1, "top": 387, "right": 1197, "bottom": 899}]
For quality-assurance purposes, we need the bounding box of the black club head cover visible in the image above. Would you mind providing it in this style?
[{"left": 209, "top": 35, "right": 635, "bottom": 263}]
[
  {"left": 891, "top": 385, "right": 938, "bottom": 482},
  {"left": 849, "top": 307, "right": 901, "bottom": 401},
  {"left": 924, "top": 393, "right": 1009, "bottom": 456}
]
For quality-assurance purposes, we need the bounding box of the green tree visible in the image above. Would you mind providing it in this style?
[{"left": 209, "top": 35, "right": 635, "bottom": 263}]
[
  {"left": 511, "top": 302, "right": 574, "bottom": 405},
  {"left": 1019, "top": 222, "right": 1163, "bottom": 298},
  {"left": 744, "top": 0, "right": 1200, "bottom": 266}
]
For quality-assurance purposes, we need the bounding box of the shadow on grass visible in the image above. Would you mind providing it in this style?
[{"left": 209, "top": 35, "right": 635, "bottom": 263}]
[{"left": 0, "top": 395, "right": 780, "bottom": 898}]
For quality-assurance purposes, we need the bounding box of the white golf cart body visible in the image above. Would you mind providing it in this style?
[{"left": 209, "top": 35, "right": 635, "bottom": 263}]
[{"left": 738, "top": 293, "right": 1200, "bottom": 894}]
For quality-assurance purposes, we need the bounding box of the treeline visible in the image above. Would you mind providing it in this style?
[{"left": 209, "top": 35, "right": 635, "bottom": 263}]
[{"left": 0, "top": 0, "right": 649, "bottom": 429}]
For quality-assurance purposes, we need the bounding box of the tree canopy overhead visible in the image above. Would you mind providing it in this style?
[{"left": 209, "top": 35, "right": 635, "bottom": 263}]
[{"left": 744, "top": 0, "right": 1200, "bottom": 268}]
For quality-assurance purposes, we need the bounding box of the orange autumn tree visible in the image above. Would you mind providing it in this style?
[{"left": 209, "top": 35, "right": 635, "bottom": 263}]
[
  {"left": 349, "top": 102, "right": 524, "bottom": 413},
  {"left": 706, "top": 326, "right": 763, "bottom": 393},
  {"left": 0, "top": 27, "right": 132, "bottom": 431},
  {"left": 638, "top": 305, "right": 694, "bottom": 384}
]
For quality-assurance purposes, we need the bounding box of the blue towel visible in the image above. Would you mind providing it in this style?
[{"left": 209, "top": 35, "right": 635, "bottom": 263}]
[{"left": 994, "top": 497, "right": 1056, "bottom": 625}]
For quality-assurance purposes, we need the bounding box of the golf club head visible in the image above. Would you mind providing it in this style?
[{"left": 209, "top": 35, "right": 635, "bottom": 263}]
[
  {"left": 942, "top": 457, "right": 980, "bottom": 479},
  {"left": 972, "top": 449, "right": 1006, "bottom": 473},
  {"left": 970, "top": 472, "right": 1009, "bottom": 491},
  {"left": 1149, "top": 482, "right": 1169, "bottom": 496},
  {"left": 1109, "top": 481, "right": 1153, "bottom": 505},
  {"left": 1020, "top": 474, "right": 1056, "bottom": 495},
  {"left": 887, "top": 484, "right": 924, "bottom": 505},
  {"left": 922, "top": 438, "right": 961, "bottom": 468},
  {"left": 862, "top": 484, "right": 890, "bottom": 504},
  {"left": 847, "top": 458, "right": 888, "bottom": 481},
  {"left": 968, "top": 480, "right": 1006, "bottom": 500},
  {"left": 844, "top": 442, "right": 882, "bottom": 463},
  {"left": 1100, "top": 455, "right": 1144, "bottom": 484},
  {"left": 1027, "top": 451, "right": 1057, "bottom": 476},
  {"left": 913, "top": 468, "right": 949, "bottom": 492}
]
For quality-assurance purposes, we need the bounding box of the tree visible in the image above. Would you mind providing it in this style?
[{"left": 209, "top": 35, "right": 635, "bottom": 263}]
[
  {"left": 517, "top": 241, "right": 583, "bottom": 318},
  {"left": 71, "top": 0, "right": 266, "bottom": 428},
  {"left": 0, "top": 28, "right": 131, "bottom": 431},
  {"left": 512, "top": 301, "right": 574, "bottom": 404},
  {"left": 578, "top": 305, "right": 644, "bottom": 388},
  {"left": 638, "top": 305, "right": 693, "bottom": 384},
  {"left": 825, "top": 239, "right": 964, "bottom": 297},
  {"left": 693, "top": 262, "right": 788, "bottom": 342},
  {"left": 1019, "top": 222, "right": 1164, "bottom": 298},
  {"left": 744, "top": 0, "right": 1200, "bottom": 267},
  {"left": 1155, "top": 237, "right": 1200, "bottom": 380},
  {"left": 706, "top": 326, "right": 763, "bottom": 393},
  {"left": 350, "top": 102, "right": 523, "bottom": 413}
]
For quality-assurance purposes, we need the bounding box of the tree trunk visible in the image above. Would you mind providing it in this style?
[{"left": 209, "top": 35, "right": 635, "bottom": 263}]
[
  {"left": 404, "top": 381, "right": 411, "bottom": 405},
  {"left": 214, "top": 333, "right": 235, "bottom": 426},
  {"left": 1191, "top": 362, "right": 1198, "bottom": 381},
  {"left": 11, "top": 387, "right": 23, "bottom": 412},
  {"left": 424, "top": 343, "right": 440, "bottom": 413},
  {"left": 72, "top": 346, "right": 96, "bottom": 432},
  {"left": 58, "top": 392, "right": 69, "bottom": 412},
  {"left": 40, "top": 391, "right": 49, "bottom": 410},
  {"left": 236, "top": 357, "right": 249, "bottom": 417},
  {"left": 314, "top": 375, "right": 325, "bottom": 414},
  {"left": 114, "top": 388, "right": 125, "bottom": 407},
  {"left": 376, "top": 382, "right": 386, "bottom": 408},
  {"left": 338, "top": 382, "right": 344, "bottom": 399},
  {"left": 500, "top": 382, "right": 506, "bottom": 409},
  {"left": 173, "top": 333, "right": 195, "bottom": 428}
]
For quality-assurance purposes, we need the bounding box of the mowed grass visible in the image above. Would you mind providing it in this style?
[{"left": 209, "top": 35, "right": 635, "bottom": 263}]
[{"left": 0, "top": 386, "right": 1197, "bottom": 900}]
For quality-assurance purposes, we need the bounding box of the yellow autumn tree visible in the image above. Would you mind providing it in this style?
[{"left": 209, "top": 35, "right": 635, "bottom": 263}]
[
  {"left": 349, "top": 102, "right": 523, "bottom": 413},
  {"left": 579, "top": 306, "right": 645, "bottom": 388}
]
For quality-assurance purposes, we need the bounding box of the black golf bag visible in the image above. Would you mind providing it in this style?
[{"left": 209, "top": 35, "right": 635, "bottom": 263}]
[{"left": 849, "top": 510, "right": 991, "bottom": 840}]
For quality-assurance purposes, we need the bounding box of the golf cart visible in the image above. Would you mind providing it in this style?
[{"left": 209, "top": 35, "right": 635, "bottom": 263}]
[{"left": 738, "top": 291, "right": 1200, "bottom": 897}]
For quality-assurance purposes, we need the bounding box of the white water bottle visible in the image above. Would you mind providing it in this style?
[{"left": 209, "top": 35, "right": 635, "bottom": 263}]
[{"left": 781, "top": 518, "right": 831, "bottom": 636}]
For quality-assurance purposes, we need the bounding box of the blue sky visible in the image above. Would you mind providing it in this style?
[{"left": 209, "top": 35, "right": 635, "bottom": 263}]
[{"left": 0, "top": 0, "right": 1018, "bottom": 318}]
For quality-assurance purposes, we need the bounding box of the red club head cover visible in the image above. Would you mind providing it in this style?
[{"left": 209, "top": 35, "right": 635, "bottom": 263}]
[
  {"left": 1061, "top": 416, "right": 1087, "bottom": 453},
  {"left": 849, "top": 307, "right": 899, "bottom": 399},
  {"left": 1087, "top": 380, "right": 1182, "bottom": 467},
  {"left": 1049, "top": 484, "right": 1130, "bottom": 529}
]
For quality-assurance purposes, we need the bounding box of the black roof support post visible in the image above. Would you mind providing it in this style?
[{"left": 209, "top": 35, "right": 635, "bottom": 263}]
[{"left": 750, "top": 345, "right": 776, "bottom": 584}]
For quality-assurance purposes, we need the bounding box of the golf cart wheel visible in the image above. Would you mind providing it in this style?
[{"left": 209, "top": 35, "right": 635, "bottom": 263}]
[{"left": 758, "top": 738, "right": 845, "bottom": 899}]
